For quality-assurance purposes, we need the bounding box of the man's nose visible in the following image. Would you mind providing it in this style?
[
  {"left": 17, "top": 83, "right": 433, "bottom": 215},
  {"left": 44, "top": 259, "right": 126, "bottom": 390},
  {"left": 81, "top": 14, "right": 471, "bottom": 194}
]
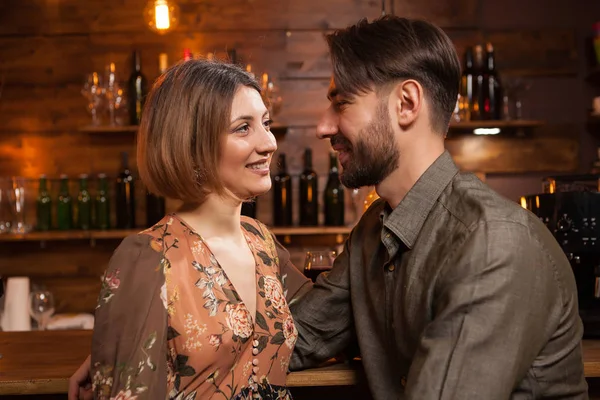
[{"left": 316, "top": 107, "right": 338, "bottom": 139}]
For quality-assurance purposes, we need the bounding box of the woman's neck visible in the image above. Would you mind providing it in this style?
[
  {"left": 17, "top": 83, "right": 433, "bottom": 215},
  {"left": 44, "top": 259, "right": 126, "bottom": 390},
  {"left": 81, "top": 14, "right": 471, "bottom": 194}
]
[{"left": 176, "top": 194, "right": 243, "bottom": 240}]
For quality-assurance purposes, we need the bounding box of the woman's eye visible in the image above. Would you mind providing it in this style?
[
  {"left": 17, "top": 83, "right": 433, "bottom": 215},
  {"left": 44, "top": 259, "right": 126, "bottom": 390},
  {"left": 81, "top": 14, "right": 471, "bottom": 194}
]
[
  {"left": 235, "top": 124, "right": 250, "bottom": 134},
  {"left": 263, "top": 119, "right": 273, "bottom": 130}
]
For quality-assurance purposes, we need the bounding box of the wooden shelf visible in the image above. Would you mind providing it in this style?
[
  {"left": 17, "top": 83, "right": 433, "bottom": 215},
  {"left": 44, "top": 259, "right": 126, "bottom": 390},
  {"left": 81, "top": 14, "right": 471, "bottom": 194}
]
[
  {"left": 448, "top": 120, "right": 544, "bottom": 130},
  {"left": 78, "top": 125, "right": 139, "bottom": 133},
  {"left": 78, "top": 123, "right": 289, "bottom": 135},
  {"left": 0, "top": 226, "right": 351, "bottom": 242},
  {"left": 586, "top": 66, "right": 600, "bottom": 86}
]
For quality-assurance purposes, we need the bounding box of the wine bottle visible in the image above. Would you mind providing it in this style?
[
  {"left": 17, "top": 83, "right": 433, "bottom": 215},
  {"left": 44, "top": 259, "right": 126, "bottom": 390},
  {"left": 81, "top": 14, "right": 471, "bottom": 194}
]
[
  {"left": 484, "top": 42, "right": 502, "bottom": 120},
  {"left": 158, "top": 52, "right": 168, "bottom": 75},
  {"left": 95, "top": 173, "right": 110, "bottom": 230},
  {"left": 36, "top": 175, "right": 52, "bottom": 231},
  {"left": 324, "top": 152, "right": 345, "bottom": 226},
  {"left": 241, "top": 201, "right": 257, "bottom": 218},
  {"left": 471, "top": 45, "right": 485, "bottom": 121},
  {"left": 77, "top": 174, "right": 91, "bottom": 230},
  {"left": 146, "top": 191, "right": 166, "bottom": 227},
  {"left": 128, "top": 50, "right": 148, "bottom": 126},
  {"left": 459, "top": 47, "right": 474, "bottom": 122},
  {"left": 116, "top": 152, "right": 136, "bottom": 229},
  {"left": 272, "top": 153, "right": 293, "bottom": 226},
  {"left": 299, "top": 148, "right": 319, "bottom": 226},
  {"left": 56, "top": 175, "right": 72, "bottom": 230}
]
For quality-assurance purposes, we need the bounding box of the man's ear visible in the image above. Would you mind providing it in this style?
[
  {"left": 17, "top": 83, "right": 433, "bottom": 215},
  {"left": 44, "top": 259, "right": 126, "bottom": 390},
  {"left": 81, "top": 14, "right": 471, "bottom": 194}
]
[{"left": 391, "top": 80, "right": 423, "bottom": 129}]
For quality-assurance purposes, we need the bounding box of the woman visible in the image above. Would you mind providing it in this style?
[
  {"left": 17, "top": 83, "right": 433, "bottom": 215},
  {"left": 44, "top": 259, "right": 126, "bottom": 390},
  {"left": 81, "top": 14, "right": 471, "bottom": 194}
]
[{"left": 78, "top": 59, "right": 312, "bottom": 400}]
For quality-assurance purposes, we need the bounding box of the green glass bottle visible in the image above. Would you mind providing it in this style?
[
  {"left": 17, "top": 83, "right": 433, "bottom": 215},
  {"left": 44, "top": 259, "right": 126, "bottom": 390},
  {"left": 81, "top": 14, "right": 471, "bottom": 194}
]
[
  {"left": 56, "top": 175, "right": 72, "bottom": 231},
  {"left": 36, "top": 175, "right": 52, "bottom": 231},
  {"left": 95, "top": 173, "right": 110, "bottom": 230},
  {"left": 324, "top": 152, "right": 345, "bottom": 226},
  {"left": 77, "top": 174, "right": 91, "bottom": 230}
]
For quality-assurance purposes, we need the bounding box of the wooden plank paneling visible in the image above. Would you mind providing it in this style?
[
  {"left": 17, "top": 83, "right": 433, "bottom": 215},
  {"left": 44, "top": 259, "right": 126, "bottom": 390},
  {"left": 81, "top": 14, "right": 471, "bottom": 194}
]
[
  {"left": 487, "top": 30, "right": 578, "bottom": 76},
  {"left": 392, "top": 0, "right": 479, "bottom": 28},
  {"left": 0, "top": 0, "right": 382, "bottom": 36},
  {"left": 446, "top": 135, "right": 579, "bottom": 173}
]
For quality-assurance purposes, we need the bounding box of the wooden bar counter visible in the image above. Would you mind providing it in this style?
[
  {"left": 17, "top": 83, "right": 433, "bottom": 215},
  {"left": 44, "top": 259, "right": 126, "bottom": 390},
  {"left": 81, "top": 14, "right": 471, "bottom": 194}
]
[
  {"left": 2, "top": 330, "right": 600, "bottom": 397},
  {"left": 0, "top": 330, "right": 364, "bottom": 397}
]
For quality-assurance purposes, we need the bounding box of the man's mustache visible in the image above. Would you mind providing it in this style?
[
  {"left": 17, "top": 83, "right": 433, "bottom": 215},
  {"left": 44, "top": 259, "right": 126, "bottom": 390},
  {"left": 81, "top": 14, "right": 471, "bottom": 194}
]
[{"left": 330, "top": 134, "right": 352, "bottom": 149}]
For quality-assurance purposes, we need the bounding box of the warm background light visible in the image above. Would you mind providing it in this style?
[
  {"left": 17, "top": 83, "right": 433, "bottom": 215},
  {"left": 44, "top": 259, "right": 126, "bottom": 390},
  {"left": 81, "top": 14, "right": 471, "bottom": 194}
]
[{"left": 143, "top": 0, "right": 180, "bottom": 34}]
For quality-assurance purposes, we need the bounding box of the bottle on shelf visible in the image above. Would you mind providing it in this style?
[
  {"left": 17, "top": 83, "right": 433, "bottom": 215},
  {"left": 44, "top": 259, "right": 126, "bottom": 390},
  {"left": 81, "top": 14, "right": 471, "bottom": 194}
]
[
  {"left": 471, "top": 44, "right": 485, "bottom": 121},
  {"left": 76, "top": 174, "right": 91, "bottom": 230},
  {"left": 116, "top": 152, "right": 136, "bottom": 229},
  {"left": 299, "top": 148, "right": 319, "bottom": 226},
  {"left": 36, "top": 175, "right": 52, "bottom": 231},
  {"left": 158, "top": 52, "right": 168, "bottom": 75},
  {"left": 146, "top": 190, "right": 166, "bottom": 227},
  {"left": 484, "top": 42, "right": 503, "bottom": 120},
  {"left": 95, "top": 173, "right": 110, "bottom": 230},
  {"left": 272, "top": 153, "right": 293, "bottom": 226},
  {"left": 241, "top": 201, "right": 257, "bottom": 219},
  {"left": 324, "top": 152, "right": 345, "bottom": 226},
  {"left": 183, "top": 48, "right": 193, "bottom": 61},
  {"left": 127, "top": 50, "right": 148, "bottom": 126},
  {"left": 459, "top": 47, "right": 474, "bottom": 122},
  {"left": 56, "top": 175, "right": 72, "bottom": 230}
]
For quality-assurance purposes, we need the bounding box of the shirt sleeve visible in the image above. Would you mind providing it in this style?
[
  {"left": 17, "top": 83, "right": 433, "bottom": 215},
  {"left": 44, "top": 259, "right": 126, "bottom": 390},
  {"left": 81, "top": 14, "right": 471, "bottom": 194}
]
[
  {"left": 271, "top": 232, "right": 313, "bottom": 304},
  {"left": 91, "top": 234, "right": 168, "bottom": 400},
  {"left": 405, "top": 221, "right": 573, "bottom": 399},
  {"left": 288, "top": 232, "right": 354, "bottom": 371}
]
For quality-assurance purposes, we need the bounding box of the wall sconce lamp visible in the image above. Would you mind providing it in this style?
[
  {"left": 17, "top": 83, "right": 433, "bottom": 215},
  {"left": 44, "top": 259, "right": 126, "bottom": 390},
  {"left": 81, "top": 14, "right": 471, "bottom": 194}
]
[{"left": 143, "top": 0, "right": 180, "bottom": 35}]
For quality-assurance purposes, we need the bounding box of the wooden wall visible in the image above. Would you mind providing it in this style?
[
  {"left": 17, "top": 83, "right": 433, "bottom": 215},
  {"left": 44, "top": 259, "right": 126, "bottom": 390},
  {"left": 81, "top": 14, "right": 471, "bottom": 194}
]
[{"left": 0, "top": 0, "right": 593, "bottom": 313}]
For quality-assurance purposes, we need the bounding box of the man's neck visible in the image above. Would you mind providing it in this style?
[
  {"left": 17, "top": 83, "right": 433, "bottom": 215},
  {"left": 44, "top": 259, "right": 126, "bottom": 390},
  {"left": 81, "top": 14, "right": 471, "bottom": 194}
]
[{"left": 376, "top": 142, "right": 445, "bottom": 209}]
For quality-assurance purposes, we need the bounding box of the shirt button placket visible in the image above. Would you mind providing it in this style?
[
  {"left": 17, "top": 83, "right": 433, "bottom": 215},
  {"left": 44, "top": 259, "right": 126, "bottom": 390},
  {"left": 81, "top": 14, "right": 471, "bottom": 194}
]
[{"left": 251, "top": 337, "right": 260, "bottom": 398}]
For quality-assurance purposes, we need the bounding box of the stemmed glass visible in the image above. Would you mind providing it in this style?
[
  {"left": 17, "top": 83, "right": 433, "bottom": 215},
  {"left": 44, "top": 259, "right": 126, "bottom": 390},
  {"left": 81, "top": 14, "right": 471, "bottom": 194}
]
[
  {"left": 29, "top": 290, "right": 55, "bottom": 331},
  {"left": 502, "top": 77, "right": 532, "bottom": 120},
  {"left": 81, "top": 72, "right": 104, "bottom": 126},
  {"left": 260, "top": 72, "right": 283, "bottom": 118},
  {"left": 303, "top": 250, "right": 337, "bottom": 282}
]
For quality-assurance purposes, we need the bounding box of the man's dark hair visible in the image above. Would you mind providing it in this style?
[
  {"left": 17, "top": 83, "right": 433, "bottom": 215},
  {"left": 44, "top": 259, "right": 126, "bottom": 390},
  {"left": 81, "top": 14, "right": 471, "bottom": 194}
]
[{"left": 325, "top": 15, "right": 461, "bottom": 133}]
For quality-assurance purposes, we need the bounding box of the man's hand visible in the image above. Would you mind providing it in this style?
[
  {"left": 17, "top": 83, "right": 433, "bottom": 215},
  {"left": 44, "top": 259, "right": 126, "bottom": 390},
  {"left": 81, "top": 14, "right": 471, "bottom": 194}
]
[{"left": 68, "top": 355, "right": 92, "bottom": 400}]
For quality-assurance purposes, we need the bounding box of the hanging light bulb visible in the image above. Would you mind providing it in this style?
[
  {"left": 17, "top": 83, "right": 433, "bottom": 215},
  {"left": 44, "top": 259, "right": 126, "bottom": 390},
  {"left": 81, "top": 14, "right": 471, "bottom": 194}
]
[{"left": 143, "top": 0, "right": 180, "bottom": 35}]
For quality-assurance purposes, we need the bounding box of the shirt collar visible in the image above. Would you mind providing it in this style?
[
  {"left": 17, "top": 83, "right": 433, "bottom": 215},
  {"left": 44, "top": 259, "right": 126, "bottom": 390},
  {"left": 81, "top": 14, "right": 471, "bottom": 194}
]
[{"left": 380, "top": 150, "right": 459, "bottom": 249}]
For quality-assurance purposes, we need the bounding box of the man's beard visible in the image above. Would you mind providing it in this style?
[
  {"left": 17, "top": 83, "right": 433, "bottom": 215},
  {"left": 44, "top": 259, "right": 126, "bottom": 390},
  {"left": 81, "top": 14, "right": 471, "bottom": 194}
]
[{"left": 332, "top": 102, "right": 399, "bottom": 189}]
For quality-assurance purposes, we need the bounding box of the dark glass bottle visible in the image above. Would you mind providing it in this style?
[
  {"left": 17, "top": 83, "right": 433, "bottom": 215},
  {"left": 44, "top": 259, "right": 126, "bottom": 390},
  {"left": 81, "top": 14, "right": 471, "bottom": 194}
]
[
  {"left": 146, "top": 191, "right": 166, "bottom": 227},
  {"left": 76, "top": 174, "right": 91, "bottom": 230},
  {"left": 460, "top": 47, "right": 474, "bottom": 121},
  {"left": 56, "top": 175, "right": 72, "bottom": 230},
  {"left": 324, "top": 153, "right": 345, "bottom": 226},
  {"left": 241, "top": 201, "right": 257, "bottom": 218},
  {"left": 127, "top": 50, "right": 148, "bottom": 125},
  {"left": 36, "top": 175, "right": 52, "bottom": 231},
  {"left": 299, "top": 148, "right": 319, "bottom": 226},
  {"left": 116, "top": 152, "right": 136, "bottom": 229},
  {"left": 471, "top": 45, "right": 485, "bottom": 121},
  {"left": 484, "top": 42, "right": 502, "bottom": 120},
  {"left": 272, "top": 153, "right": 293, "bottom": 226},
  {"left": 95, "top": 173, "right": 110, "bottom": 230}
]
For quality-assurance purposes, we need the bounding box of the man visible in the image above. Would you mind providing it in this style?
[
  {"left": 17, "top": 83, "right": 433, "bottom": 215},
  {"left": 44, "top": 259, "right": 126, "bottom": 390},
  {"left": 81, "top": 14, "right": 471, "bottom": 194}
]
[
  {"left": 70, "top": 15, "right": 587, "bottom": 400},
  {"left": 288, "top": 15, "right": 587, "bottom": 400}
]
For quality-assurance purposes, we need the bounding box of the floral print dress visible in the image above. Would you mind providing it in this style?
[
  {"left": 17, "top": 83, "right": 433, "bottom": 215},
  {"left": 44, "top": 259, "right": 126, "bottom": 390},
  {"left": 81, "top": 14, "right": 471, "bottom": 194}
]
[{"left": 91, "top": 214, "right": 312, "bottom": 400}]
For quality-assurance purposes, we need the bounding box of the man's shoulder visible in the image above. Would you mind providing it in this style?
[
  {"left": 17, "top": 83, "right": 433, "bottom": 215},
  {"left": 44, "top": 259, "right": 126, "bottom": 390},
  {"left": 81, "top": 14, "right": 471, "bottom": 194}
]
[{"left": 440, "top": 172, "right": 534, "bottom": 233}]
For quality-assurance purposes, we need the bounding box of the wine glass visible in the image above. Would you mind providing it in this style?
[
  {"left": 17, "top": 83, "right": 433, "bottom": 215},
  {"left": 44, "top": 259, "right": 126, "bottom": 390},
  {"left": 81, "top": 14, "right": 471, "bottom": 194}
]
[
  {"left": 81, "top": 72, "right": 104, "bottom": 126},
  {"left": 303, "top": 250, "right": 337, "bottom": 282},
  {"left": 29, "top": 290, "right": 55, "bottom": 330}
]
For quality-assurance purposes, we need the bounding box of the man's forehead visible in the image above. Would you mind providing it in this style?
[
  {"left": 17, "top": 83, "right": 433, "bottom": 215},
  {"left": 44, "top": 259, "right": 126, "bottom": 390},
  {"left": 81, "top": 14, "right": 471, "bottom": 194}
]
[{"left": 327, "top": 77, "right": 338, "bottom": 100}]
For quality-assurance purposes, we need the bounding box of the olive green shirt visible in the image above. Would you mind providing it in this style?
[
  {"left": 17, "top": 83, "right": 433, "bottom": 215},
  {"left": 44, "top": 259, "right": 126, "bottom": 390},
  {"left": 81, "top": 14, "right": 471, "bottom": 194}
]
[{"left": 290, "top": 151, "right": 588, "bottom": 399}]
